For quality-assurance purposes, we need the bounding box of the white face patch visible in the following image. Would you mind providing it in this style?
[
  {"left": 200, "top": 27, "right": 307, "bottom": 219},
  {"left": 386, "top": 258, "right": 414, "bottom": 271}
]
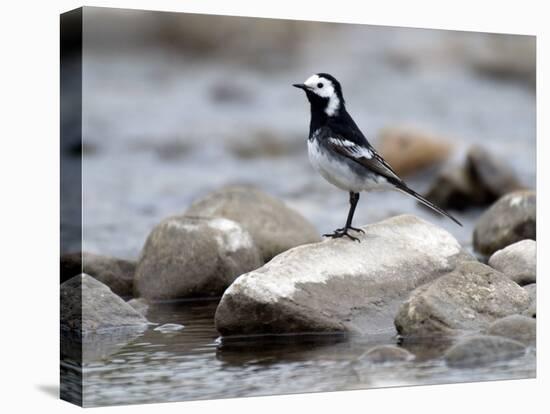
[{"left": 303, "top": 74, "right": 341, "bottom": 116}]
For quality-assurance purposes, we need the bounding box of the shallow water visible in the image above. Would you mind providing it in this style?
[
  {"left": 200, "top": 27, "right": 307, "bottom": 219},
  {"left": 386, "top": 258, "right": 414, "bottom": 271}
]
[{"left": 61, "top": 300, "right": 535, "bottom": 407}]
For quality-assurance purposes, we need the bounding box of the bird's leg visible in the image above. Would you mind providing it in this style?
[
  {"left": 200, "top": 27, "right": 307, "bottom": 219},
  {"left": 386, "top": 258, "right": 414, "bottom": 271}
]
[
  {"left": 345, "top": 192, "right": 364, "bottom": 233},
  {"left": 335, "top": 192, "right": 364, "bottom": 233},
  {"left": 324, "top": 192, "right": 364, "bottom": 242}
]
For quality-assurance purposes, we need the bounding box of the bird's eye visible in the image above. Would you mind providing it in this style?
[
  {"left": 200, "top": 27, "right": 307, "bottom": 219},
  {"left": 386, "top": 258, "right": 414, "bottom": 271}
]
[{"left": 317, "top": 83, "right": 324, "bottom": 88}]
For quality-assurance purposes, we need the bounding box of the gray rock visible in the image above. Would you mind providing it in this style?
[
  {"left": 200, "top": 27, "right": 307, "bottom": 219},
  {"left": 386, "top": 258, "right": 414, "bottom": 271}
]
[
  {"left": 215, "top": 215, "right": 473, "bottom": 336},
  {"left": 423, "top": 164, "right": 486, "bottom": 211},
  {"left": 185, "top": 185, "right": 320, "bottom": 262},
  {"left": 127, "top": 298, "right": 150, "bottom": 316},
  {"left": 524, "top": 283, "right": 536, "bottom": 300},
  {"left": 444, "top": 335, "right": 526, "bottom": 368},
  {"left": 473, "top": 191, "right": 536, "bottom": 256},
  {"left": 524, "top": 304, "right": 536, "bottom": 319},
  {"left": 488, "top": 240, "right": 536, "bottom": 285},
  {"left": 487, "top": 315, "right": 536, "bottom": 346},
  {"left": 362, "top": 345, "right": 415, "bottom": 363},
  {"left": 522, "top": 283, "right": 536, "bottom": 318},
  {"left": 422, "top": 146, "right": 523, "bottom": 212},
  {"left": 135, "top": 216, "right": 262, "bottom": 300},
  {"left": 395, "top": 261, "right": 531, "bottom": 337},
  {"left": 466, "top": 146, "right": 523, "bottom": 201},
  {"left": 61, "top": 274, "right": 148, "bottom": 333},
  {"left": 61, "top": 252, "right": 136, "bottom": 297}
]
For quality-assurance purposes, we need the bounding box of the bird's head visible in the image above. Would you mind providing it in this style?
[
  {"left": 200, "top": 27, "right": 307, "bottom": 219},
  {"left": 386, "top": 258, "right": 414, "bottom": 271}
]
[{"left": 293, "top": 73, "right": 345, "bottom": 117}]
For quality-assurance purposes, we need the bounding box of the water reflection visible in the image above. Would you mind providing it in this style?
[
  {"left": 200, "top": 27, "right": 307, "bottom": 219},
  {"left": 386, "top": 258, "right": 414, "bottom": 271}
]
[
  {"left": 217, "top": 333, "right": 350, "bottom": 365},
  {"left": 62, "top": 329, "right": 145, "bottom": 364},
  {"left": 70, "top": 300, "right": 535, "bottom": 407}
]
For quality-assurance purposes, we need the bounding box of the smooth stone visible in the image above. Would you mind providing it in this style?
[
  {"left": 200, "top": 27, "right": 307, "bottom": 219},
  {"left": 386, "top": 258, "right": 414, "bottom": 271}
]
[
  {"left": 376, "top": 126, "right": 452, "bottom": 177},
  {"left": 423, "top": 146, "right": 523, "bottom": 212},
  {"left": 185, "top": 185, "right": 320, "bottom": 262},
  {"left": 486, "top": 315, "right": 536, "bottom": 346},
  {"left": 488, "top": 240, "right": 536, "bottom": 286},
  {"left": 154, "top": 323, "right": 185, "bottom": 333},
  {"left": 395, "top": 261, "right": 531, "bottom": 337},
  {"left": 61, "top": 274, "right": 148, "bottom": 334},
  {"left": 423, "top": 164, "right": 486, "bottom": 211},
  {"left": 444, "top": 335, "right": 526, "bottom": 368},
  {"left": 522, "top": 283, "right": 536, "bottom": 318},
  {"left": 362, "top": 345, "right": 415, "bottom": 363},
  {"left": 466, "top": 146, "right": 524, "bottom": 201},
  {"left": 135, "top": 216, "right": 262, "bottom": 300},
  {"left": 215, "top": 215, "right": 473, "bottom": 336},
  {"left": 61, "top": 252, "right": 136, "bottom": 297},
  {"left": 473, "top": 191, "right": 536, "bottom": 256}
]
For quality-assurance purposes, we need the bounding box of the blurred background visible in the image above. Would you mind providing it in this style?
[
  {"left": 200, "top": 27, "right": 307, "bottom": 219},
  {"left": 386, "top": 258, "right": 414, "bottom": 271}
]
[{"left": 76, "top": 7, "right": 535, "bottom": 259}]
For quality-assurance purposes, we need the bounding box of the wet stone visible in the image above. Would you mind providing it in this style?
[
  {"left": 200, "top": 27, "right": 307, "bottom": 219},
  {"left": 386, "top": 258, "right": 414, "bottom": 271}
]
[
  {"left": 486, "top": 315, "right": 536, "bottom": 346},
  {"left": 444, "top": 335, "right": 526, "bottom": 368}
]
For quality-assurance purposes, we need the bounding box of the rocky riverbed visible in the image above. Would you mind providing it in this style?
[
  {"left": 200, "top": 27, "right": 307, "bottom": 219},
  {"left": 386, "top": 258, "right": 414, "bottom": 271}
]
[{"left": 61, "top": 186, "right": 536, "bottom": 406}]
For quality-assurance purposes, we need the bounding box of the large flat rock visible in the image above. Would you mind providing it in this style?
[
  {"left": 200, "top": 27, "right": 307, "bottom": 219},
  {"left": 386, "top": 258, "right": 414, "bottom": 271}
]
[{"left": 215, "top": 215, "right": 472, "bottom": 336}]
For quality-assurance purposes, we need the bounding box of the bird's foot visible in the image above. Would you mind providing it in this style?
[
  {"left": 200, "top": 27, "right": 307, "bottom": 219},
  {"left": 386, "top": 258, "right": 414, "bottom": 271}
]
[
  {"left": 323, "top": 228, "right": 361, "bottom": 242},
  {"left": 335, "top": 226, "right": 365, "bottom": 234}
]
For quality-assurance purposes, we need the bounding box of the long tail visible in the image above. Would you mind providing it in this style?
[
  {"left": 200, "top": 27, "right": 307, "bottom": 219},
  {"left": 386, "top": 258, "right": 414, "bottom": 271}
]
[{"left": 393, "top": 182, "right": 462, "bottom": 227}]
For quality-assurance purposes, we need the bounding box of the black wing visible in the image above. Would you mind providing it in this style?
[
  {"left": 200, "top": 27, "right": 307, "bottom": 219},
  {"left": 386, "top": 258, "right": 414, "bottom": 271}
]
[
  {"left": 316, "top": 126, "right": 462, "bottom": 226},
  {"left": 316, "top": 126, "right": 401, "bottom": 183}
]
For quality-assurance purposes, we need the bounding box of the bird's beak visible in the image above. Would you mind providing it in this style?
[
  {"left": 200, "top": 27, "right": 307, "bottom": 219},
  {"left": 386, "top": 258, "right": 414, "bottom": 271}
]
[{"left": 293, "top": 83, "right": 308, "bottom": 90}]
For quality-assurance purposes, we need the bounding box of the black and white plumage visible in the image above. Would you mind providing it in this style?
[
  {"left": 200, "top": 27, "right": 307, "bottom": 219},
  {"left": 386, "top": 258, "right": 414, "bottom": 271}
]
[{"left": 293, "top": 73, "right": 461, "bottom": 241}]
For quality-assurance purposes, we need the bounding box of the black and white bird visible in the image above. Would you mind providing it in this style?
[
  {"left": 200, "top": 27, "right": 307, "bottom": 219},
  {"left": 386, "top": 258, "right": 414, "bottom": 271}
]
[{"left": 293, "top": 73, "right": 461, "bottom": 241}]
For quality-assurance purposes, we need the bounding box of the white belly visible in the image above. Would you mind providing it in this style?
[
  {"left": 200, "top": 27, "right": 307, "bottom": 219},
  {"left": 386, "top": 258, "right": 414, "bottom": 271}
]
[{"left": 307, "top": 139, "right": 388, "bottom": 192}]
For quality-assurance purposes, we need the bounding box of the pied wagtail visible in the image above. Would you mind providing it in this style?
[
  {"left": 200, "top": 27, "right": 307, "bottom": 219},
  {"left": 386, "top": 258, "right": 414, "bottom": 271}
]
[{"left": 293, "top": 73, "right": 461, "bottom": 241}]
